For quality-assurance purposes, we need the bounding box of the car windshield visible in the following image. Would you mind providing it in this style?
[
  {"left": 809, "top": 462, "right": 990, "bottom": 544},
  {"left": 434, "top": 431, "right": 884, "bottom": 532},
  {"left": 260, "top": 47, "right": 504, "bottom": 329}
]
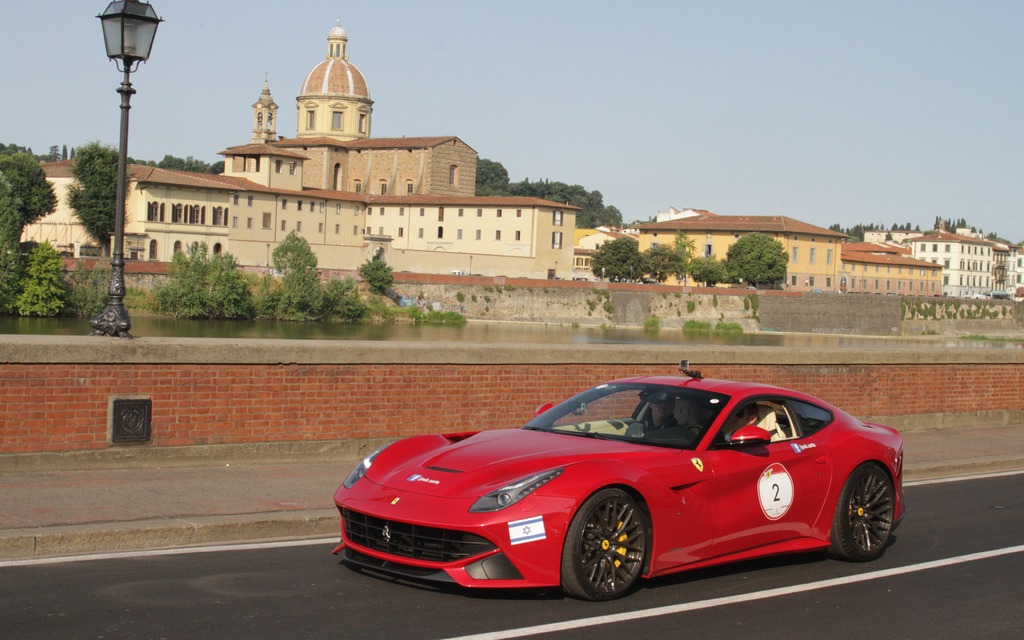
[{"left": 523, "top": 382, "right": 730, "bottom": 450}]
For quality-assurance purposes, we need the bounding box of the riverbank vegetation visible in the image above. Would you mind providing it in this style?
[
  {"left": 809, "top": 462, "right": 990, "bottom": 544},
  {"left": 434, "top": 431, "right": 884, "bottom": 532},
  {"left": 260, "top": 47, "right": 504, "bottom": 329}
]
[{"left": 0, "top": 232, "right": 464, "bottom": 326}]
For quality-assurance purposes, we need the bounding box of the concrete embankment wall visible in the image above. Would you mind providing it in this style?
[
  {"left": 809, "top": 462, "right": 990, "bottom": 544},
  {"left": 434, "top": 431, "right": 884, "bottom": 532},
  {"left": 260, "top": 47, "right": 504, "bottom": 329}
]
[
  {"left": 2, "top": 335, "right": 1023, "bottom": 470},
  {"left": 389, "top": 275, "right": 1023, "bottom": 336}
]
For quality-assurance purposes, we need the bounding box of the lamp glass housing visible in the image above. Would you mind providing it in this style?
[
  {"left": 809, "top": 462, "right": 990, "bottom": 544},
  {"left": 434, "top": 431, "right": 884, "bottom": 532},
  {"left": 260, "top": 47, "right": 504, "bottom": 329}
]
[{"left": 99, "top": 0, "right": 161, "bottom": 62}]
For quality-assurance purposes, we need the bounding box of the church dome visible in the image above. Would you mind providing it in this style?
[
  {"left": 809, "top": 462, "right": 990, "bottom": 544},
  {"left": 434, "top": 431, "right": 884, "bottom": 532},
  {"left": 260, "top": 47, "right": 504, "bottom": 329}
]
[
  {"left": 301, "top": 58, "right": 370, "bottom": 98},
  {"left": 300, "top": 21, "right": 370, "bottom": 99}
]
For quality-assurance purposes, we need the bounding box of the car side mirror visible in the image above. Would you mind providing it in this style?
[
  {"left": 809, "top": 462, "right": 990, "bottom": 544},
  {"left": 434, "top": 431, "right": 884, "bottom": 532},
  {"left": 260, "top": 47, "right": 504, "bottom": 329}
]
[
  {"left": 534, "top": 402, "right": 555, "bottom": 417},
  {"left": 729, "top": 425, "right": 773, "bottom": 445}
]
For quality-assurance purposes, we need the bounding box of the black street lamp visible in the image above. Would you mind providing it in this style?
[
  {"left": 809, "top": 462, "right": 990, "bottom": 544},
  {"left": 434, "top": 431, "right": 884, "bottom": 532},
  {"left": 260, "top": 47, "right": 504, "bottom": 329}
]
[{"left": 89, "top": 0, "right": 162, "bottom": 339}]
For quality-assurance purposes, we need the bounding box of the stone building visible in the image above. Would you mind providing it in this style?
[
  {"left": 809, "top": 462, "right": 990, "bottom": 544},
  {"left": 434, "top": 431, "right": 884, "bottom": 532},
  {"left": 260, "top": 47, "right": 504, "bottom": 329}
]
[{"left": 25, "top": 20, "right": 575, "bottom": 279}]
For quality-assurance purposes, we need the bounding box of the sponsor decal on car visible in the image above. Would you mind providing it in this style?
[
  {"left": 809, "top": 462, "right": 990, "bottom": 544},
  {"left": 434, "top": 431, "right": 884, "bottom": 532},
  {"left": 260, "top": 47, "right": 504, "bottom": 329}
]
[
  {"left": 508, "top": 515, "right": 546, "bottom": 545},
  {"left": 758, "top": 462, "right": 795, "bottom": 520},
  {"left": 790, "top": 442, "right": 817, "bottom": 454},
  {"left": 406, "top": 474, "right": 440, "bottom": 485}
]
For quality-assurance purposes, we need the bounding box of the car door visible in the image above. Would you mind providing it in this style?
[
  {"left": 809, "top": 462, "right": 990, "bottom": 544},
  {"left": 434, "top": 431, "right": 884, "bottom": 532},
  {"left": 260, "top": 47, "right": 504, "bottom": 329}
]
[{"left": 703, "top": 397, "right": 833, "bottom": 558}]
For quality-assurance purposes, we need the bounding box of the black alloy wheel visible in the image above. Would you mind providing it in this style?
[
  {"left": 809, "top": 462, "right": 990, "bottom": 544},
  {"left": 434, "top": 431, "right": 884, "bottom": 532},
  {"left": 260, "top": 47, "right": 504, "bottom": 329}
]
[
  {"left": 829, "top": 462, "right": 896, "bottom": 562},
  {"left": 560, "top": 488, "right": 648, "bottom": 601}
]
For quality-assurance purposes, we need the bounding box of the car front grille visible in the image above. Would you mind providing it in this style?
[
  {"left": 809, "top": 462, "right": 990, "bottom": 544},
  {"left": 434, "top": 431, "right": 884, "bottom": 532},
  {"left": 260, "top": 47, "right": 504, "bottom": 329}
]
[{"left": 342, "top": 508, "right": 497, "bottom": 563}]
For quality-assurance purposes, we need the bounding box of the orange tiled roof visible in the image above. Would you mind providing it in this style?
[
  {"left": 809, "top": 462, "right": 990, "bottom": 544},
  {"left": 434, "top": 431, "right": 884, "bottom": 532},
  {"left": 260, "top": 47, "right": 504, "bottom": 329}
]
[
  {"left": 634, "top": 213, "right": 846, "bottom": 238},
  {"left": 841, "top": 248, "right": 942, "bottom": 269},
  {"left": 841, "top": 241, "right": 911, "bottom": 255},
  {"left": 366, "top": 194, "right": 580, "bottom": 209}
]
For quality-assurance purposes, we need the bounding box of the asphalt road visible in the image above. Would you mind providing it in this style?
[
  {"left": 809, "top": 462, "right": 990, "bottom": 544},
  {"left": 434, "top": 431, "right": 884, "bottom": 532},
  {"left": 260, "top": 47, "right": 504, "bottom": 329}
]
[{"left": 2, "top": 472, "right": 1022, "bottom": 640}]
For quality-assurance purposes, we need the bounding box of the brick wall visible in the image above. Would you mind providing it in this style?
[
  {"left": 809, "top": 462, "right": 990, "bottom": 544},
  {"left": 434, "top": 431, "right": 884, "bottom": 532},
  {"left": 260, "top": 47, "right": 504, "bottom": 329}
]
[{"left": 2, "top": 336, "right": 1023, "bottom": 455}]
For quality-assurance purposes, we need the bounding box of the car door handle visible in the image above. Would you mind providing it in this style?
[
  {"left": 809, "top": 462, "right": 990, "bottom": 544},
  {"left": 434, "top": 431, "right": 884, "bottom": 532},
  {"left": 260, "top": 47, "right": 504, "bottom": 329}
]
[{"left": 815, "top": 456, "right": 828, "bottom": 465}]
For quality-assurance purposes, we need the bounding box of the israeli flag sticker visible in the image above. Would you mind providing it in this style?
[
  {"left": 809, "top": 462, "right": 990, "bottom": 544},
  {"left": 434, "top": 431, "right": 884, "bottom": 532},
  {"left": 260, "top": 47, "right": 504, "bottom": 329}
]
[{"left": 508, "top": 516, "right": 546, "bottom": 545}]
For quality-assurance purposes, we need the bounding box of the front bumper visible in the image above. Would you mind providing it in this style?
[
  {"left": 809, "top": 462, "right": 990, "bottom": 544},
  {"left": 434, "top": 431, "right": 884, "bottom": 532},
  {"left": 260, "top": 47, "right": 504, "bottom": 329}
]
[{"left": 333, "top": 485, "right": 577, "bottom": 589}]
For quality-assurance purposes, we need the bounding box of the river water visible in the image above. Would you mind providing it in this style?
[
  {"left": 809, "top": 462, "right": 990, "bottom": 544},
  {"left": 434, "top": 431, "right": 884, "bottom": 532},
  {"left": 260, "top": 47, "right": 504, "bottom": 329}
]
[{"left": 0, "top": 316, "right": 1016, "bottom": 350}]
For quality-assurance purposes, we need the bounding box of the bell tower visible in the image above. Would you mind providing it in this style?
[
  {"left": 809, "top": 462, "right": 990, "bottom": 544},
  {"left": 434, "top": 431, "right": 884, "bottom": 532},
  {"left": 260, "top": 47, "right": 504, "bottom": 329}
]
[{"left": 251, "top": 79, "right": 279, "bottom": 144}]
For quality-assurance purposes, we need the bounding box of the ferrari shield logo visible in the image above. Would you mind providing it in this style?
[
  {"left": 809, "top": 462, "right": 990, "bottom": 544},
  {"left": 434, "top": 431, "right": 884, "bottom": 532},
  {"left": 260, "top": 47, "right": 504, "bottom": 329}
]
[{"left": 691, "top": 457, "right": 704, "bottom": 472}]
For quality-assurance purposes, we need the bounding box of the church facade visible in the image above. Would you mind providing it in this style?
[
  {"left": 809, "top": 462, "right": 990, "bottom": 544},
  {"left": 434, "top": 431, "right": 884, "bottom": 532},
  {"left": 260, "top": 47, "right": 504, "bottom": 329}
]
[{"left": 26, "top": 21, "right": 575, "bottom": 279}]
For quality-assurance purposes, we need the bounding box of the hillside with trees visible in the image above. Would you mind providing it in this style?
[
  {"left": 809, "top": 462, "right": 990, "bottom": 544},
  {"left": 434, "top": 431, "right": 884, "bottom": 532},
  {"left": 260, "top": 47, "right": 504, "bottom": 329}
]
[{"left": 476, "top": 158, "right": 622, "bottom": 229}]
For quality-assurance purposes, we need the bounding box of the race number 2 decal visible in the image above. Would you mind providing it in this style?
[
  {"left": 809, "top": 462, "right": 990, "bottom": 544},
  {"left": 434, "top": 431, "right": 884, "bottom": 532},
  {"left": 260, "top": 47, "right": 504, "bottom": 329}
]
[{"left": 757, "top": 462, "right": 794, "bottom": 520}]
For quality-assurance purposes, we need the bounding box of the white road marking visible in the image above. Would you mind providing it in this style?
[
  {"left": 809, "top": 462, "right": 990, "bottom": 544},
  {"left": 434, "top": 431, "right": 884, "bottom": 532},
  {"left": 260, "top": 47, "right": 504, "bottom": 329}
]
[
  {"left": 905, "top": 468, "right": 1024, "bottom": 487},
  {"left": 441, "top": 544, "right": 1024, "bottom": 640}
]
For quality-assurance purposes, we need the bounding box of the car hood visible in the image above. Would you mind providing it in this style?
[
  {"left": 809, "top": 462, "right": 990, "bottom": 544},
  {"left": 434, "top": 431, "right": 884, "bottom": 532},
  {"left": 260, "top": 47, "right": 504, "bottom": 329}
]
[{"left": 368, "top": 428, "right": 660, "bottom": 499}]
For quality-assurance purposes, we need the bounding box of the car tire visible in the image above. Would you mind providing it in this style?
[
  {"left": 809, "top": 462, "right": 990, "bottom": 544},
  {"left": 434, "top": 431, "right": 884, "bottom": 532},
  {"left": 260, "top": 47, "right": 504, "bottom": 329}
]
[
  {"left": 560, "top": 488, "right": 647, "bottom": 601},
  {"left": 829, "top": 462, "right": 895, "bottom": 562}
]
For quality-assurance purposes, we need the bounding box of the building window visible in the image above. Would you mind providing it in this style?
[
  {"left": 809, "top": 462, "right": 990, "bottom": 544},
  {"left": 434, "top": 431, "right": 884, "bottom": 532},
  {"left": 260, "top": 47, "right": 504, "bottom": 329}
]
[
  {"left": 553, "top": 210, "right": 563, "bottom": 226},
  {"left": 495, "top": 230, "right": 502, "bottom": 241},
  {"left": 515, "top": 230, "right": 522, "bottom": 241},
  {"left": 318, "top": 223, "right": 324, "bottom": 233},
  {"left": 475, "top": 230, "right": 482, "bottom": 241},
  {"left": 458, "top": 208, "right": 464, "bottom": 217},
  {"left": 399, "top": 207, "right": 405, "bottom": 216},
  {"left": 791, "top": 275, "right": 797, "bottom": 286},
  {"left": 354, "top": 180, "right": 362, "bottom": 193},
  {"left": 449, "top": 164, "right": 458, "bottom": 186},
  {"left": 281, "top": 199, "right": 288, "bottom": 209},
  {"left": 332, "top": 111, "right": 343, "bottom": 130},
  {"left": 437, "top": 227, "right": 444, "bottom": 239},
  {"left": 497, "top": 209, "right": 502, "bottom": 218},
  {"left": 809, "top": 247, "right": 816, "bottom": 264},
  {"left": 232, "top": 217, "right": 239, "bottom": 228},
  {"left": 275, "top": 160, "right": 282, "bottom": 173},
  {"left": 826, "top": 249, "right": 833, "bottom": 265},
  {"left": 704, "top": 243, "right": 713, "bottom": 257},
  {"left": 406, "top": 181, "right": 413, "bottom": 194},
  {"left": 419, "top": 208, "right": 425, "bottom": 217},
  {"left": 398, "top": 227, "right": 404, "bottom": 238},
  {"left": 358, "top": 113, "right": 367, "bottom": 133},
  {"left": 296, "top": 221, "right": 302, "bottom": 232},
  {"left": 418, "top": 228, "right": 424, "bottom": 239},
  {"left": 457, "top": 229, "right": 463, "bottom": 240},
  {"left": 552, "top": 231, "right": 562, "bottom": 249},
  {"left": 438, "top": 207, "right": 445, "bottom": 222},
  {"left": 516, "top": 209, "right": 522, "bottom": 218},
  {"left": 297, "top": 201, "right": 303, "bottom": 212},
  {"left": 307, "top": 110, "right": 316, "bottom": 129},
  {"left": 281, "top": 220, "right": 286, "bottom": 231},
  {"left": 247, "top": 195, "right": 253, "bottom": 206},
  {"left": 379, "top": 181, "right": 387, "bottom": 194},
  {"left": 289, "top": 162, "right": 296, "bottom": 175},
  {"left": 335, "top": 224, "right": 340, "bottom": 234},
  {"left": 233, "top": 194, "right": 239, "bottom": 205},
  {"left": 262, "top": 213, "right": 271, "bottom": 229},
  {"left": 792, "top": 247, "right": 799, "bottom": 263},
  {"left": 477, "top": 209, "right": 483, "bottom": 217}
]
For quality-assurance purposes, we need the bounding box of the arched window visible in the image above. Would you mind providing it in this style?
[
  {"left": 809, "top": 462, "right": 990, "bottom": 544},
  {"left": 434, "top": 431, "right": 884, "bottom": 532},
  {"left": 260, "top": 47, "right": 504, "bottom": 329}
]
[
  {"left": 379, "top": 180, "right": 387, "bottom": 195},
  {"left": 172, "top": 204, "right": 183, "bottom": 224},
  {"left": 213, "top": 243, "right": 222, "bottom": 255},
  {"left": 354, "top": 180, "right": 362, "bottom": 193},
  {"left": 173, "top": 240, "right": 182, "bottom": 253},
  {"left": 333, "top": 164, "right": 341, "bottom": 190},
  {"left": 159, "top": 203, "right": 165, "bottom": 222},
  {"left": 148, "top": 239, "right": 158, "bottom": 260}
]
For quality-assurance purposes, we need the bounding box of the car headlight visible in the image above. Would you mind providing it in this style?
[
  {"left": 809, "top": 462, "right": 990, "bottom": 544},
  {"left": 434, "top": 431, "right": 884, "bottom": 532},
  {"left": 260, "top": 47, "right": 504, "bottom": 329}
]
[
  {"left": 343, "top": 446, "right": 388, "bottom": 489},
  {"left": 469, "top": 468, "right": 563, "bottom": 512}
]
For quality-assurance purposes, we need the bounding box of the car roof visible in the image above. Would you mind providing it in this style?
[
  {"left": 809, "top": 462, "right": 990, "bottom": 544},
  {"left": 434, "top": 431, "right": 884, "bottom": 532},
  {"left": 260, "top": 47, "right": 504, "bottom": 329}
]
[{"left": 612, "top": 375, "right": 800, "bottom": 399}]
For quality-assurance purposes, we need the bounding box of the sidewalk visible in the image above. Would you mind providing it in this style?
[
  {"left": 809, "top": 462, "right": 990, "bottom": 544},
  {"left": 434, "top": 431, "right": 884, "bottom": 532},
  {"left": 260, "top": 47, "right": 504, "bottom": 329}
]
[{"left": 2, "top": 425, "right": 1023, "bottom": 561}]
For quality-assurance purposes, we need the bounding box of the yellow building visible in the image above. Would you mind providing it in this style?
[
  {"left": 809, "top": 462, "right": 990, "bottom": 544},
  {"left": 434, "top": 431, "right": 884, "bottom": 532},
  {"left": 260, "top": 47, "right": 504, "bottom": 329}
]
[
  {"left": 634, "top": 211, "right": 847, "bottom": 290},
  {"left": 838, "top": 242, "right": 943, "bottom": 296},
  {"left": 25, "top": 21, "right": 577, "bottom": 279}
]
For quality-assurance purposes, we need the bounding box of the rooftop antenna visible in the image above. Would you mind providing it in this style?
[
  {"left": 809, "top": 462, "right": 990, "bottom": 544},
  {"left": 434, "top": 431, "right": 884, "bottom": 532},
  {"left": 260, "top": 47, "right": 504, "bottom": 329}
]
[{"left": 679, "top": 360, "right": 703, "bottom": 380}]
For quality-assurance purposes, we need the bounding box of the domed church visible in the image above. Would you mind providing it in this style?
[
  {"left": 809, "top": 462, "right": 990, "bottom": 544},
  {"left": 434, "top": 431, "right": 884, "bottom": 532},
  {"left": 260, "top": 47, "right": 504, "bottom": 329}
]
[{"left": 224, "top": 21, "right": 478, "bottom": 198}]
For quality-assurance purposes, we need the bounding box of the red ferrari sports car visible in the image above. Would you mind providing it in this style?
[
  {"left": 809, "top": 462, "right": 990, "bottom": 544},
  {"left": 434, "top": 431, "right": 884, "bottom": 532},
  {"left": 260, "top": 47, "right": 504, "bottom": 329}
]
[{"left": 332, "top": 362, "right": 904, "bottom": 600}]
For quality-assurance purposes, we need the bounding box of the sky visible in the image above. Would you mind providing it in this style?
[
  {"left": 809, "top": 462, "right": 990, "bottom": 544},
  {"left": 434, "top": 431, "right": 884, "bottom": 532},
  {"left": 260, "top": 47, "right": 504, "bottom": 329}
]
[{"left": 2, "top": 1, "right": 1022, "bottom": 239}]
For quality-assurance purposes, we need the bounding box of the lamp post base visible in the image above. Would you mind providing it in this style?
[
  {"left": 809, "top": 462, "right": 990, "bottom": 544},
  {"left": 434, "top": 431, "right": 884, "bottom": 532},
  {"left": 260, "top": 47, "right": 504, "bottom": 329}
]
[{"left": 89, "top": 303, "right": 133, "bottom": 339}]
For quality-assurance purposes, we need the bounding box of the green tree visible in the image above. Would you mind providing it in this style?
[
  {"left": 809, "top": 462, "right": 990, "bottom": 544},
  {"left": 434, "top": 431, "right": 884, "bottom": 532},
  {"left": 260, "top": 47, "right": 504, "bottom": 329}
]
[
  {"left": 0, "top": 250, "right": 23, "bottom": 315},
  {"left": 272, "top": 231, "right": 324, "bottom": 320},
  {"left": 689, "top": 256, "right": 729, "bottom": 287},
  {"left": 673, "top": 232, "right": 697, "bottom": 280},
  {"left": 0, "top": 152, "right": 57, "bottom": 237},
  {"left": 358, "top": 257, "right": 394, "bottom": 295},
  {"left": 725, "top": 232, "right": 788, "bottom": 287},
  {"left": 0, "top": 173, "right": 20, "bottom": 250},
  {"left": 642, "top": 244, "right": 684, "bottom": 283},
  {"left": 66, "top": 142, "right": 118, "bottom": 254},
  {"left": 475, "top": 158, "right": 511, "bottom": 196},
  {"left": 323, "top": 276, "right": 368, "bottom": 321},
  {"left": 154, "top": 244, "right": 253, "bottom": 319},
  {"left": 15, "top": 242, "right": 65, "bottom": 316},
  {"left": 591, "top": 237, "right": 643, "bottom": 281},
  {"left": 63, "top": 262, "right": 110, "bottom": 317}
]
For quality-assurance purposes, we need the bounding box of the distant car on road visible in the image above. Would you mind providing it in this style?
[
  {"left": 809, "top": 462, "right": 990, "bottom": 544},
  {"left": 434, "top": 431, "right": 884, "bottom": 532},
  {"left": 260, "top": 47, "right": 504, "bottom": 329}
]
[{"left": 333, "top": 362, "right": 904, "bottom": 600}]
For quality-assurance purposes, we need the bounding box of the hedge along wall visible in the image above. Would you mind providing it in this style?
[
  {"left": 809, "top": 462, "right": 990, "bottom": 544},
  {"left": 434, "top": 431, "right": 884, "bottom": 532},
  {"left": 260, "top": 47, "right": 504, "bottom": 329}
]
[{"left": 2, "top": 335, "right": 1024, "bottom": 456}]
